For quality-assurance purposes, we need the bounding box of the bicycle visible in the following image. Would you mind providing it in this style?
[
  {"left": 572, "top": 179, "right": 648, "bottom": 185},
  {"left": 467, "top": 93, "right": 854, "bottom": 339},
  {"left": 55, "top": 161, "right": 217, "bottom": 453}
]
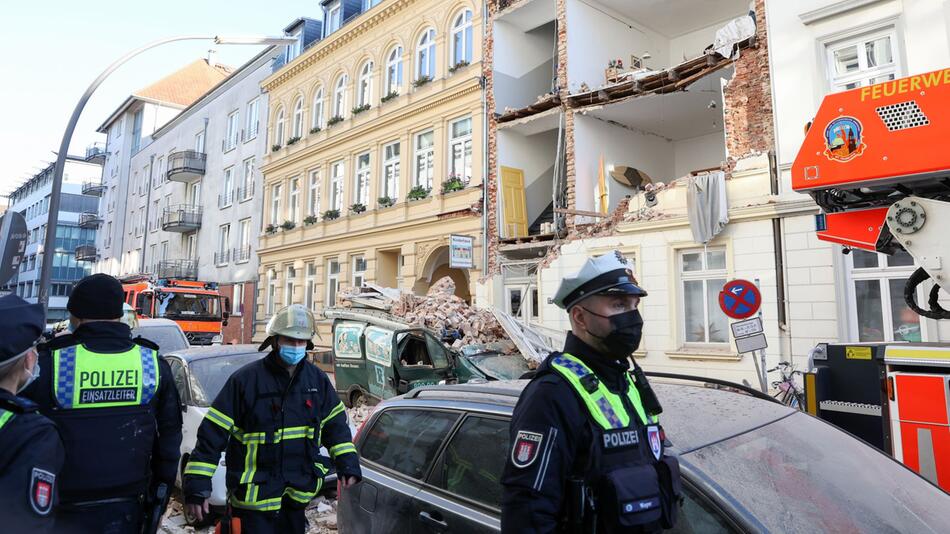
[{"left": 768, "top": 361, "right": 805, "bottom": 410}]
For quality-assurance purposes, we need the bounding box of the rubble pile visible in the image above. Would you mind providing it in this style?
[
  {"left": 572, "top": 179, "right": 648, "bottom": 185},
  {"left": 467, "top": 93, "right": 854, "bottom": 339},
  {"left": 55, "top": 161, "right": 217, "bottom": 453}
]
[{"left": 392, "top": 277, "right": 510, "bottom": 346}]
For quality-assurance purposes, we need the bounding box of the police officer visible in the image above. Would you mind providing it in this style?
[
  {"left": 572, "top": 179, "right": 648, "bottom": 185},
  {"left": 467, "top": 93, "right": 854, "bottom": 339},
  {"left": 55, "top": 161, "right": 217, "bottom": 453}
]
[
  {"left": 0, "top": 295, "right": 65, "bottom": 532},
  {"left": 501, "top": 251, "right": 682, "bottom": 533},
  {"left": 183, "top": 304, "right": 361, "bottom": 533},
  {"left": 22, "top": 273, "right": 183, "bottom": 533}
]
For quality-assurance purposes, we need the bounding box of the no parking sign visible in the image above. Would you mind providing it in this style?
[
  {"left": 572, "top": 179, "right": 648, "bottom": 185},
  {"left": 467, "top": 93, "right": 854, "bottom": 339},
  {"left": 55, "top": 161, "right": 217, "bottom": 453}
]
[{"left": 718, "top": 279, "right": 761, "bottom": 320}]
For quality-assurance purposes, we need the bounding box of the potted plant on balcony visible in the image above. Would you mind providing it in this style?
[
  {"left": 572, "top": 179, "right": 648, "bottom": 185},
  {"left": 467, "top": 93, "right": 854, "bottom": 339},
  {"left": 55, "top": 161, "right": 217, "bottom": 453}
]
[
  {"left": 327, "top": 115, "right": 344, "bottom": 127},
  {"left": 448, "top": 60, "right": 470, "bottom": 74},
  {"left": 351, "top": 103, "right": 371, "bottom": 115},
  {"left": 442, "top": 174, "right": 465, "bottom": 194},
  {"left": 323, "top": 209, "right": 340, "bottom": 220},
  {"left": 380, "top": 90, "right": 399, "bottom": 104},
  {"left": 271, "top": 144, "right": 282, "bottom": 152},
  {"left": 309, "top": 126, "right": 322, "bottom": 134},
  {"left": 281, "top": 220, "right": 296, "bottom": 231},
  {"left": 350, "top": 202, "right": 367, "bottom": 214},
  {"left": 265, "top": 224, "right": 277, "bottom": 234},
  {"left": 377, "top": 196, "right": 395, "bottom": 208},
  {"left": 413, "top": 75, "right": 433, "bottom": 88},
  {"left": 408, "top": 185, "right": 431, "bottom": 201},
  {"left": 286, "top": 136, "right": 301, "bottom": 146},
  {"left": 303, "top": 215, "right": 319, "bottom": 225}
]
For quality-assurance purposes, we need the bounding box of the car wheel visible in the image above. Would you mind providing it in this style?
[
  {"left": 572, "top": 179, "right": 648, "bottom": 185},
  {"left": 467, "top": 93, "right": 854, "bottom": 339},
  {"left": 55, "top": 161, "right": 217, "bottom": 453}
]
[{"left": 351, "top": 389, "right": 366, "bottom": 410}]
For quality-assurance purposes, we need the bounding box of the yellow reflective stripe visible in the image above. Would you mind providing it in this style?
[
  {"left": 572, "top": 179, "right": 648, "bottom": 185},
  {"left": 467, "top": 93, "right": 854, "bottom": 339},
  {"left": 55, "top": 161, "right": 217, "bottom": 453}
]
[
  {"left": 274, "top": 426, "right": 314, "bottom": 441},
  {"left": 624, "top": 374, "right": 651, "bottom": 426},
  {"left": 314, "top": 462, "right": 329, "bottom": 475},
  {"left": 329, "top": 442, "right": 356, "bottom": 457},
  {"left": 230, "top": 494, "right": 281, "bottom": 511},
  {"left": 240, "top": 432, "right": 268, "bottom": 445},
  {"left": 205, "top": 407, "right": 236, "bottom": 432},
  {"left": 321, "top": 402, "right": 346, "bottom": 427},
  {"left": 0, "top": 410, "right": 14, "bottom": 431},
  {"left": 184, "top": 461, "right": 217, "bottom": 477},
  {"left": 240, "top": 443, "right": 258, "bottom": 484},
  {"left": 284, "top": 486, "right": 317, "bottom": 504}
]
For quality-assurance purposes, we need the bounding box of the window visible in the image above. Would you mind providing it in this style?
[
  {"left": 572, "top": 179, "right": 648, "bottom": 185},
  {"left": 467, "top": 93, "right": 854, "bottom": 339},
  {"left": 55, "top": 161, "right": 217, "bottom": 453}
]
[
  {"left": 131, "top": 109, "right": 143, "bottom": 152},
  {"left": 286, "top": 29, "right": 302, "bottom": 62},
  {"left": 431, "top": 416, "right": 508, "bottom": 508},
  {"left": 186, "top": 234, "right": 197, "bottom": 259},
  {"left": 326, "top": 258, "right": 340, "bottom": 307},
  {"left": 530, "top": 288, "right": 539, "bottom": 319},
  {"left": 354, "top": 153, "right": 370, "bottom": 206},
  {"left": 305, "top": 262, "right": 316, "bottom": 311},
  {"left": 326, "top": 1, "right": 342, "bottom": 34},
  {"left": 448, "top": 117, "right": 473, "bottom": 183},
  {"left": 189, "top": 182, "right": 201, "bottom": 206},
  {"left": 221, "top": 167, "right": 234, "bottom": 207},
  {"left": 507, "top": 288, "right": 523, "bottom": 317},
  {"left": 360, "top": 409, "right": 459, "bottom": 479},
  {"left": 292, "top": 97, "right": 304, "bottom": 138},
  {"left": 352, "top": 255, "right": 367, "bottom": 288},
  {"left": 246, "top": 97, "right": 260, "bottom": 140},
  {"left": 241, "top": 157, "right": 255, "bottom": 200},
  {"left": 226, "top": 110, "right": 240, "bottom": 150},
  {"left": 195, "top": 131, "right": 205, "bottom": 153},
  {"left": 232, "top": 283, "right": 244, "bottom": 316},
  {"left": 312, "top": 87, "right": 325, "bottom": 130},
  {"left": 238, "top": 218, "right": 251, "bottom": 262},
  {"left": 385, "top": 46, "right": 403, "bottom": 95},
  {"left": 680, "top": 248, "right": 728, "bottom": 345},
  {"left": 271, "top": 183, "right": 283, "bottom": 225},
  {"left": 330, "top": 161, "right": 345, "bottom": 210},
  {"left": 154, "top": 156, "right": 165, "bottom": 188},
  {"left": 275, "top": 107, "right": 286, "bottom": 146},
  {"left": 826, "top": 29, "right": 900, "bottom": 91},
  {"left": 358, "top": 61, "right": 373, "bottom": 108},
  {"left": 267, "top": 272, "right": 277, "bottom": 316},
  {"left": 289, "top": 177, "right": 300, "bottom": 223},
  {"left": 414, "top": 130, "right": 435, "bottom": 189},
  {"left": 308, "top": 170, "right": 321, "bottom": 216},
  {"left": 451, "top": 10, "right": 474, "bottom": 67},
  {"left": 333, "top": 75, "right": 348, "bottom": 119},
  {"left": 382, "top": 142, "right": 400, "bottom": 200},
  {"left": 285, "top": 265, "right": 296, "bottom": 305},
  {"left": 217, "top": 224, "right": 230, "bottom": 265},
  {"left": 849, "top": 249, "right": 923, "bottom": 342},
  {"left": 416, "top": 29, "right": 437, "bottom": 80}
]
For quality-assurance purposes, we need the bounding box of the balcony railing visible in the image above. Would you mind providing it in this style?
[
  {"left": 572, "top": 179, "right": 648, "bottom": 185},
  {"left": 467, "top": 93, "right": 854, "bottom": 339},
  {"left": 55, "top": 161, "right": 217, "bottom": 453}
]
[
  {"left": 233, "top": 246, "right": 252, "bottom": 263},
  {"left": 81, "top": 181, "right": 105, "bottom": 196},
  {"left": 85, "top": 142, "right": 106, "bottom": 164},
  {"left": 162, "top": 205, "right": 203, "bottom": 232},
  {"left": 214, "top": 249, "right": 231, "bottom": 266},
  {"left": 166, "top": 150, "right": 207, "bottom": 182},
  {"left": 236, "top": 181, "right": 255, "bottom": 202},
  {"left": 218, "top": 189, "right": 235, "bottom": 208},
  {"left": 157, "top": 259, "right": 198, "bottom": 280},
  {"left": 78, "top": 212, "right": 102, "bottom": 229},
  {"left": 75, "top": 245, "right": 97, "bottom": 262}
]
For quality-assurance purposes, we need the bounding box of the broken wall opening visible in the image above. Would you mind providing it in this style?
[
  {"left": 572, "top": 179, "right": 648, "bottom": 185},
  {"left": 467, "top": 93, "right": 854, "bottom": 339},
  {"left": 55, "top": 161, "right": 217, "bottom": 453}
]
[
  {"left": 493, "top": 0, "right": 558, "bottom": 113},
  {"left": 413, "top": 246, "right": 471, "bottom": 303}
]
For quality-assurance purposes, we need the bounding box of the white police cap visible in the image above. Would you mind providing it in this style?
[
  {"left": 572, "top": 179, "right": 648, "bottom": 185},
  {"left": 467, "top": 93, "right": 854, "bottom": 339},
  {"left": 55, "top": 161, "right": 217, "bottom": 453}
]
[{"left": 553, "top": 251, "right": 647, "bottom": 309}]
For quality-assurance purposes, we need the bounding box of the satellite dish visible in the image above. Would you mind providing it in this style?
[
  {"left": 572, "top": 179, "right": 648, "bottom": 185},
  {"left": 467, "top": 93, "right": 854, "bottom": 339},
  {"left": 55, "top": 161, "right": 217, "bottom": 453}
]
[{"left": 609, "top": 166, "right": 653, "bottom": 190}]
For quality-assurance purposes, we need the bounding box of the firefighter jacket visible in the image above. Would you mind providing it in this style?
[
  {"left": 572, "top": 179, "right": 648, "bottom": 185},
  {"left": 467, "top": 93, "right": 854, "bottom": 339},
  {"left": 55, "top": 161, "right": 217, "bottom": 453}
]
[
  {"left": 22, "top": 321, "right": 183, "bottom": 504},
  {"left": 183, "top": 350, "right": 361, "bottom": 511},
  {"left": 0, "top": 389, "right": 65, "bottom": 532},
  {"left": 501, "top": 333, "right": 682, "bottom": 533}
]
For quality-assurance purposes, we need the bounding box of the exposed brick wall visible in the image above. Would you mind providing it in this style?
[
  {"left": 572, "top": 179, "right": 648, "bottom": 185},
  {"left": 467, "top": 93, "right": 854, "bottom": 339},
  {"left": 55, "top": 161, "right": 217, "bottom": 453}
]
[
  {"left": 221, "top": 281, "right": 257, "bottom": 344},
  {"left": 723, "top": 0, "right": 775, "bottom": 158},
  {"left": 484, "top": 1, "right": 501, "bottom": 278}
]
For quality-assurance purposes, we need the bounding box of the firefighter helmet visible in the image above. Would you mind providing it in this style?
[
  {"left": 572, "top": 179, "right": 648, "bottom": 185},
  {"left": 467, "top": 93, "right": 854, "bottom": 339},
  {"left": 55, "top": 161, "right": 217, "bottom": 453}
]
[{"left": 266, "top": 304, "right": 316, "bottom": 341}]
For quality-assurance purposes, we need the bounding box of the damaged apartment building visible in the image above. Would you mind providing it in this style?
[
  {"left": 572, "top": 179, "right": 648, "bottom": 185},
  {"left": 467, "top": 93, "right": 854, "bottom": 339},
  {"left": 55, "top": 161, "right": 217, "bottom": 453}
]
[{"left": 480, "top": 0, "right": 783, "bottom": 385}]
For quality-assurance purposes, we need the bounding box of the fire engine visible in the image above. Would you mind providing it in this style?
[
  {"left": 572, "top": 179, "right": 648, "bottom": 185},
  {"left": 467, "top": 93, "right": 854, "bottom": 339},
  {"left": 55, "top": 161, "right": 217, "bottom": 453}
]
[
  {"left": 792, "top": 68, "right": 950, "bottom": 490},
  {"left": 120, "top": 275, "right": 230, "bottom": 345}
]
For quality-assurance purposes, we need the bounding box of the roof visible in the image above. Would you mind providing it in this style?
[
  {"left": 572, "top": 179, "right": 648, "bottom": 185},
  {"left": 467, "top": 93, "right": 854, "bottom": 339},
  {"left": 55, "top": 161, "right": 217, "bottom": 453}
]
[
  {"left": 164, "top": 344, "right": 263, "bottom": 363},
  {"left": 97, "top": 58, "right": 233, "bottom": 132}
]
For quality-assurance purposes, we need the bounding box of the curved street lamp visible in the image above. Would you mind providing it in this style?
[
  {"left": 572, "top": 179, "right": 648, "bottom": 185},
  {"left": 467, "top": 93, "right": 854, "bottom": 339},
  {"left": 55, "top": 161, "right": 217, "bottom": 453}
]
[{"left": 38, "top": 34, "right": 297, "bottom": 312}]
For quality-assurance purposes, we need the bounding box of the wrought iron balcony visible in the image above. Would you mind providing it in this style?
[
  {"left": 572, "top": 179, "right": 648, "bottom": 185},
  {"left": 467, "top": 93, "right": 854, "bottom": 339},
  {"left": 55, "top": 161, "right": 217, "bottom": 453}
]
[
  {"left": 214, "top": 249, "right": 231, "bottom": 266},
  {"left": 82, "top": 181, "right": 106, "bottom": 196},
  {"left": 85, "top": 143, "right": 106, "bottom": 164},
  {"left": 157, "top": 259, "right": 198, "bottom": 280},
  {"left": 75, "top": 245, "right": 97, "bottom": 262},
  {"left": 233, "top": 246, "right": 252, "bottom": 263},
  {"left": 78, "top": 211, "right": 102, "bottom": 229},
  {"left": 236, "top": 181, "right": 255, "bottom": 202},
  {"left": 162, "top": 205, "right": 202, "bottom": 232},
  {"left": 166, "top": 150, "right": 207, "bottom": 182},
  {"left": 218, "top": 189, "right": 235, "bottom": 208}
]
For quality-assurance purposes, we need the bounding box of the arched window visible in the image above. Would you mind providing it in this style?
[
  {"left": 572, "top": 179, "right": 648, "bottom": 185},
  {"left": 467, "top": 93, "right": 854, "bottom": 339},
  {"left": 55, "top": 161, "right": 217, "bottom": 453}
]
[
  {"left": 358, "top": 61, "right": 374, "bottom": 108},
  {"left": 275, "top": 107, "right": 286, "bottom": 146},
  {"left": 333, "top": 74, "right": 348, "bottom": 119},
  {"left": 416, "top": 28, "right": 436, "bottom": 80},
  {"left": 292, "top": 97, "right": 304, "bottom": 138},
  {"left": 385, "top": 46, "right": 403, "bottom": 95},
  {"left": 451, "top": 10, "right": 474, "bottom": 67},
  {"left": 311, "top": 86, "right": 324, "bottom": 129}
]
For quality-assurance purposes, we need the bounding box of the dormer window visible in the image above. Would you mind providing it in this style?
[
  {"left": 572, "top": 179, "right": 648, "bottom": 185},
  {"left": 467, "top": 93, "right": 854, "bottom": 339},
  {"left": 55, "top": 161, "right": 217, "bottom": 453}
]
[
  {"left": 326, "top": 1, "right": 343, "bottom": 34},
  {"left": 286, "top": 29, "right": 302, "bottom": 62}
]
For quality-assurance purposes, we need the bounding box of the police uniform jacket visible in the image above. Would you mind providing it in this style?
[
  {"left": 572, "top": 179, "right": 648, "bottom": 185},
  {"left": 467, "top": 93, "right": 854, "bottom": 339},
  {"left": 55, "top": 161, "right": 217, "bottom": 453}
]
[
  {"left": 0, "top": 389, "right": 65, "bottom": 531},
  {"left": 21, "top": 321, "right": 183, "bottom": 504},
  {"left": 183, "top": 350, "right": 361, "bottom": 512}
]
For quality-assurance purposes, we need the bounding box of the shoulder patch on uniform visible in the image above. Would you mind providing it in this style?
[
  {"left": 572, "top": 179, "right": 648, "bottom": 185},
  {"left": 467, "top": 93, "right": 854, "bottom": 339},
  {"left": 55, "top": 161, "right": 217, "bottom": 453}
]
[
  {"left": 29, "top": 468, "right": 55, "bottom": 516},
  {"left": 511, "top": 430, "right": 544, "bottom": 469}
]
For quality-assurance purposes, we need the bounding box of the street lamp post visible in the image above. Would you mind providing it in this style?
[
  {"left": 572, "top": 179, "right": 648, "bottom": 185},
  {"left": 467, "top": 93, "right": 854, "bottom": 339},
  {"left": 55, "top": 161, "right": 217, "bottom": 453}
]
[{"left": 38, "top": 35, "right": 296, "bottom": 313}]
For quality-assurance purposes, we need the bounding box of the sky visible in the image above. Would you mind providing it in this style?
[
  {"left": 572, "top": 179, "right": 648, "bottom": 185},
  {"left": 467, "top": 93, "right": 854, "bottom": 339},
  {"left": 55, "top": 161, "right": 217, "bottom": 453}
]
[{"left": 0, "top": 0, "right": 319, "bottom": 197}]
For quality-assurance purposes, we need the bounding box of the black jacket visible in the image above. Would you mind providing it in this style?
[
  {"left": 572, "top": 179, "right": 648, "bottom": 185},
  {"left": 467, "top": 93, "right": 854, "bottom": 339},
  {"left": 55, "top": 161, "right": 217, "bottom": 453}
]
[
  {"left": 500, "top": 333, "right": 636, "bottom": 533},
  {"left": 22, "top": 321, "right": 182, "bottom": 503},
  {"left": 183, "top": 350, "right": 361, "bottom": 510},
  {"left": 0, "top": 389, "right": 65, "bottom": 532}
]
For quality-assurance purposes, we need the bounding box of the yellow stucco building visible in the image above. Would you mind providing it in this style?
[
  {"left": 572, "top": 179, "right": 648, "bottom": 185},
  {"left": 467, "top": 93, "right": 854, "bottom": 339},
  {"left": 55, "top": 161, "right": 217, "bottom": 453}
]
[{"left": 257, "top": 0, "right": 485, "bottom": 338}]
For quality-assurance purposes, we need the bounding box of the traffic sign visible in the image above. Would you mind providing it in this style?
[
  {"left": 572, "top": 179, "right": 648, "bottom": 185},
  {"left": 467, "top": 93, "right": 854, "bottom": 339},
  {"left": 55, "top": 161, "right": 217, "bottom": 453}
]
[
  {"left": 736, "top": 333, "right": 768, "bottom": 354},
  {"left": 730, "top": 316, "right": 763, "bottom": 338},
  {"left": 0, "top": 211, "right": 27, "bottom": 286},
  {"left": 719, "top": 279, "right": 761, "bottom": 320}
]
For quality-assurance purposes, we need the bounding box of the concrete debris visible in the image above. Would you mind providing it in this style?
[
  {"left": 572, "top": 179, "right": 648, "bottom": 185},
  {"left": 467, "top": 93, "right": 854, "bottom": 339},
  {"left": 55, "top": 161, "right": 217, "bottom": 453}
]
[{"left": 537, "top": 197, "right": 633, "bottom": 270}]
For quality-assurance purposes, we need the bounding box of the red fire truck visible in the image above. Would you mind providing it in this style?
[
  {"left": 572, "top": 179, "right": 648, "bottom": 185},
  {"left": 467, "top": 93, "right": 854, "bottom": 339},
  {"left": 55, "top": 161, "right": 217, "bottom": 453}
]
[{"left": 121, "top": 276, "right": 230, "bottom": 345}]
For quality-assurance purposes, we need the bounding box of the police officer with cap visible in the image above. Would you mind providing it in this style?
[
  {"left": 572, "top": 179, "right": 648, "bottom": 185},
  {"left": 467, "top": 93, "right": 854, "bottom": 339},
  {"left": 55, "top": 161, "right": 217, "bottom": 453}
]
[
  {"left": 501, "top": 251, "right": 682, "bottom": 533},
  {"left": 0, "top": 294, "right": 65, "bottom": 532},
  {"left": 22, "top": 273, "right": 182, "bottom": 533}
]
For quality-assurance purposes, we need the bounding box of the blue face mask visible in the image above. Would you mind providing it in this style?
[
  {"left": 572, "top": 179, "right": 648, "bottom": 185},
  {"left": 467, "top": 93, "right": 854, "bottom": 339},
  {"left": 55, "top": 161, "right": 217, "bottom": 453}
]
[{"left": 279, "top": 345, "right": 307, "bottom": 366}]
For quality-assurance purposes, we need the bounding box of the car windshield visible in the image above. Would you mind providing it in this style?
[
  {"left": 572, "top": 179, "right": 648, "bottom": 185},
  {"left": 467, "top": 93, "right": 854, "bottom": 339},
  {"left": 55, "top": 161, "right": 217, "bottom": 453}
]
[
  {"left": 462, "top": 353, "right": 530, "bottom": 379},
  {"left": 132, "top": 325, "right": 189, "bottom": 356},
  {"left": 683, "top": 412, "right": 950, "bottom": 532},
  {"left": 156, "top": 291, "right": 220, "bottom": 321},
  {"left": 188, "top": 352, "right": 264, "bottom": 406}
]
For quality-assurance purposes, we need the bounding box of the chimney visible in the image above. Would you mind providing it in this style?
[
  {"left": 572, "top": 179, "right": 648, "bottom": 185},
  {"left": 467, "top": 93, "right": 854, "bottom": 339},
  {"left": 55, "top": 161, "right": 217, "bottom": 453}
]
[{"left": 207, "top": 49, "right": 218, "bottom": 67}]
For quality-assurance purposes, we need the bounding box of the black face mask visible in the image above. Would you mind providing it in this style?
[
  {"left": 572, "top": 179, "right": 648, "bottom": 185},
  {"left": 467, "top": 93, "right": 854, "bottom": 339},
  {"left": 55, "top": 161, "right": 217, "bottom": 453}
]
[{"left": 581, "top": 307, "right": 644, "bottom": 357}]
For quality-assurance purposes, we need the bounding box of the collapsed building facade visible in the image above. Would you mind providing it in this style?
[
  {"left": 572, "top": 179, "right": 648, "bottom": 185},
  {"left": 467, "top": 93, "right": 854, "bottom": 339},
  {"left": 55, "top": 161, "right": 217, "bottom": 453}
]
[{"left": 479, "top": 0, "right": 786, "bottom": 384}]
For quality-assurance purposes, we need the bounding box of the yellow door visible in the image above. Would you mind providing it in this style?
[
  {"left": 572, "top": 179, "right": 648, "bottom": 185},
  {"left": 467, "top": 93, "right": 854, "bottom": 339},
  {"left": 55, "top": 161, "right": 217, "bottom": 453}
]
[{"left": 501, "top": 167, "right": 528, "bottom": 237}]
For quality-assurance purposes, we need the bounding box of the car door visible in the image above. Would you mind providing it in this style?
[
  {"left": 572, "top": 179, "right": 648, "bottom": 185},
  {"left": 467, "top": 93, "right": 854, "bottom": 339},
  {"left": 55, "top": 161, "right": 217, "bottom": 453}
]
[
  {"left": 393, "top": 330, "right": 454, "bottom": 393},
  {"left": 364, "top": 325, "right": 397, "bottom": 400},
  {"left": 413, "top": 414, "right": 510, "bottom": 533},
  {"left": 333, "top": 321, "right": 368, "bottom": 404},
  {"left": 342, "top": 408, "right": 462, "bottom": 533}
]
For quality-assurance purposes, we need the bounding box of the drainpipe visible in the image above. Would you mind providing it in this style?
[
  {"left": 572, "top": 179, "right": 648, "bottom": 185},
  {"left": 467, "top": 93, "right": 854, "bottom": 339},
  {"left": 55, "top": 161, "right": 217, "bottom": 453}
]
[
  {"left": 768, "top": 150, "right": 790, "bottom": 361},
  {"left": 139, "top": 154, "right": 155, "bottom": 273}
]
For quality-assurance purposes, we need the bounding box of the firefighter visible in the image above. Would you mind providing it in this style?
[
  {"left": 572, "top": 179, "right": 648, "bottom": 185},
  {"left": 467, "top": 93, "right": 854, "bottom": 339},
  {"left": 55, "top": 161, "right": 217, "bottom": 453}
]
[
  {"left": 501, "top": 251, "right": 682, "bottom": 533},
  {"left": 21, "top": 273, "right": 183, "bottom": 533},
  {"left": 183, "top": 304, "right": 361, "bottom": 533},
  {"left": 0, "top": 294, "right": 65, "bottom": 532}
]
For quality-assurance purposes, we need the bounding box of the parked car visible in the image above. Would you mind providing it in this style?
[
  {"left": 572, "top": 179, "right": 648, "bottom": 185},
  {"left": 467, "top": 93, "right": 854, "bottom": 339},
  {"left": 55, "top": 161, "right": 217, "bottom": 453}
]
[
  {"left": 163, "top": 344, "right": 338, "bottom": 525},
  {"left": 338, "top": 379, "right": 950, "bottom": 533},
  {"left": 132, "top": 318, "right": 189, "bottom": 356}
]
